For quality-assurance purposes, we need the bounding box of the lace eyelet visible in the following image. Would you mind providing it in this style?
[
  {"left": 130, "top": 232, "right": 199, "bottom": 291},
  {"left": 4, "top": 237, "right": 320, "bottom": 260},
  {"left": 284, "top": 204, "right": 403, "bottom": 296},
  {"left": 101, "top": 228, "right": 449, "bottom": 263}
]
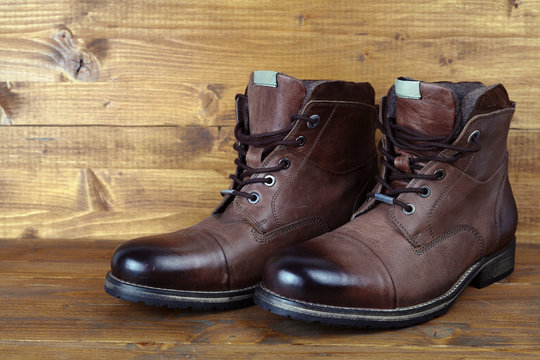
[
  {"left": 402, "top": 204, "right": 415, "bottom": 215},
  {"left": 434, "top": 169, "right": 446, "bottom": 180},
  {"left": 296, "top": 136, "right": 306, "bottom": 147},
  {"left": 468, "top": 130, "right": 480, "bottom": 144},
  {"left": 248, "top": 192, "right": 260, "bottom": 204},
  {"left": 307, "top": 114, "right": 320, "bottom": 128},
  {"left": 264, "top": 175, "right": 275, "bottom": 187},
  {"left": 419, "top": 185, "right": 431, "bottom": 198},
  {"left": 279, "top": 158, "right": 291, "bottom": 169}
]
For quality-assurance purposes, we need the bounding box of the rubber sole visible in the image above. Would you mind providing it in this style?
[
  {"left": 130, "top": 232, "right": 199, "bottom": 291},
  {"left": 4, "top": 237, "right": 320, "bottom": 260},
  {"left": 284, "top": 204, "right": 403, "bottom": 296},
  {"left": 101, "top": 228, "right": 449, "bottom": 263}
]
[
  {"left": 254, "top": 238, "right": 516, "bottom": 328},
  {"left": 104, "top": 272, "right": 255, "bottom": 310}
]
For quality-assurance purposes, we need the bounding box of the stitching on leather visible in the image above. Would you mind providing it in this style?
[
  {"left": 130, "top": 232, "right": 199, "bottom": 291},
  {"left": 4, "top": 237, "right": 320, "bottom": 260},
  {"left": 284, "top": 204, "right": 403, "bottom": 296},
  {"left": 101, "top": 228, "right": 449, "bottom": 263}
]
[
  {"left": 389, "top": 204, "right": 414, "bottom": 245},
  {"left": 250, "top": 217, "right": 330, "bottom": 244},
  {"left": 338, "top": 231, "right": 398, "bottom": 309},
  {"left": 234, "top": 144, "right": 288, "bottom": 232},
  {"left": 494, "top": 178, "right": 503, "bottom": 251},
  {"left": 110, "top": 272, "right": 257, "bottom": 295},
  {"left": 352, "top": 163, "right": 377, "bottom": 213},
  {"left": 234, "top": 196, "right": 266, "bottom": 232},
  {"left": 421, "top": 114, "right": 510, "bottom": 255},
  {"left": 292, "top": 104, "right": 378, "bottom": 175},
  {"left": 494, "top": 153, "right": 509, "bottom": 252},
  {"left": 426, "top": 155, "right": 473, "bottom": 240},
  {"left": 260, "top": 259, "right": 481, "bottom": 313},
  {"left": 234, "top": 101, "right": 366, "bottom": 231},
  {"left": 411, "top": 224, "right": 485, "bottom": 256},
  {"left": 204, "top": 230, "right": 231, "bottom": 290},
  {"left": 271, "top": 105, "right": 338, "bottom": 226},
  {"left": 389, "top": 137, "right": 481, "bottom": 251}
]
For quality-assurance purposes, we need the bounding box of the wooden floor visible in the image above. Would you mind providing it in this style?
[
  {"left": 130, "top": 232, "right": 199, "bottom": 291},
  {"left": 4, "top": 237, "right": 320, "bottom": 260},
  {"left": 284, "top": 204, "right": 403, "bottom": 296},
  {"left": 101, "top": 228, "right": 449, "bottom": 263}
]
[{"left": 0, "top": 239, "right": 538, "bottom": 359}]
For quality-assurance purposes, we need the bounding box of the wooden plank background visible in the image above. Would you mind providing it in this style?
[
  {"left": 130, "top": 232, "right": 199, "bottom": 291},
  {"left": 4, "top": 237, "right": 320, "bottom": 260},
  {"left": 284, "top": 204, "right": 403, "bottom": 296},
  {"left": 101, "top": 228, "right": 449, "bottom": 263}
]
[{"left": 0, "top": 0, "right": 538, "bottom": 242}]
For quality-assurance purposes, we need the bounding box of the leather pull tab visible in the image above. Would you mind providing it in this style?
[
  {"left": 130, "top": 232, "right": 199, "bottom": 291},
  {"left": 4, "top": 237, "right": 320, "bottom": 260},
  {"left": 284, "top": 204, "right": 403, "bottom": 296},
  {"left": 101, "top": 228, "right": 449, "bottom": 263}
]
[{"left": 394, "top": 154, "right": 412, "bottom": 174}]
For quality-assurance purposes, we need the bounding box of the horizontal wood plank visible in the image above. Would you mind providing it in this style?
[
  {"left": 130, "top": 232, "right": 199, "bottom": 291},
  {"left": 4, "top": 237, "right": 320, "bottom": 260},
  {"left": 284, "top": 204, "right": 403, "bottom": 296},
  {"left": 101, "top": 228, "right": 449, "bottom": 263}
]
[
  {"left": 0, "top": 344, "right": 537, "bottom": 360},
  {"left": 0, "top": 81, "right": 240, "bottom": 127},
  {"left": 1, "top": 1, "right": 538, "bottom": 38},
  {"left": 0, "top": 128, "right": 536, "bottom": 241},
  {"left": 0, "top": 168, "right": 228, "bottom": 240},
  {"left": 0, "top": 1, "right": 538, "bottom": 128},
  {"left": 0, "top": 126, "right": 236, "bottom": 169}
]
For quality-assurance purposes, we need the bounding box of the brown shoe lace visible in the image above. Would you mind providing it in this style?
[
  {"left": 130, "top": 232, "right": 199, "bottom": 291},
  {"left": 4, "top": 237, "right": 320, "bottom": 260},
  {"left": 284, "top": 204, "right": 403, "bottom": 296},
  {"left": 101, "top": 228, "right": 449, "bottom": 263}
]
[
  {"left": 221, "top": 94, "right": 318, "bottom": 202},
  {"left": 367, "top": 113, "right": 480, "bottom": 212}
]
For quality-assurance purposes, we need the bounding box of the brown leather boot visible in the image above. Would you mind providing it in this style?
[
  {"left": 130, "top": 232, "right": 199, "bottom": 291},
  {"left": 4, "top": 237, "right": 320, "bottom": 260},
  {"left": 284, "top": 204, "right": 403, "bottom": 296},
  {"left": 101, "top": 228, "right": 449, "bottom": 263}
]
[
  {"left": 105, "top": 71, "right": 378, "bottom": 309},
  {"left": 255, "top": 77, "right": 518, "bottom": 327}
]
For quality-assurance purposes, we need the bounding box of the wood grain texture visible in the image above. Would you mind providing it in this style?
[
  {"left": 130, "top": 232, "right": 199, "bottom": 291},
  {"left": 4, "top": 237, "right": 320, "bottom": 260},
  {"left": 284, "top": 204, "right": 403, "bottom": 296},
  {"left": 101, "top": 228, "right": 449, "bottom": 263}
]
[
  {"left": 0, "top": 126, "right": 236, "bottom": 169},
  {"left": 0, "top": 0, "right": 539, "bottom": 242},
  {"left": 0, "top": 128, "right": 536, "bottom": 240},
  {"left": 0, "top": 169, "right": 225, "bottom": 240},
  {"left": 0, "top": 1, "right": 538, "bottom": 128},
  {"left": 0, "top": 81, "right": 238, "bottom": 126},
  {"left": 0, "top": 239, "right": 539, "bottom": 358}
]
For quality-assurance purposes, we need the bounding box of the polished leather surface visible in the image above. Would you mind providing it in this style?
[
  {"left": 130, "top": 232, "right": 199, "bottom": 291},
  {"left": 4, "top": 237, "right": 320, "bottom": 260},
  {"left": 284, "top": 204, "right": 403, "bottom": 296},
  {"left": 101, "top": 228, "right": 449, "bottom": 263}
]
[
  {"left": 110, "top": 72, "right": 378, "bottom": 291},
  {"left": 112, "top": 228, "right": 228, "bottom": 291},
  {"left": 263, "top": 234, "right": 395, "bottom": 308},
  {"left": 261, "top": 82, "right": 517, "bottom": 309}
]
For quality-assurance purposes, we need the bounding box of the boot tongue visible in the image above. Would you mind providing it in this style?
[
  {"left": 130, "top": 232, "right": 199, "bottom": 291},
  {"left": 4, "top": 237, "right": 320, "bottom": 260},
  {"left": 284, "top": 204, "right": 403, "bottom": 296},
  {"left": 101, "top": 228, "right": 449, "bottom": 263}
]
[
  {"left": 390, "top": 78, "right": 457, "bottom": 187},
  {"left": 246, "top": 71, "right": 306, "bottom": 135},
  {"left": 244, "top": 71, "right": 306, "bottom": 169},
  {"left": 395, "top": 78, "right": 456, "bottom": 137}
]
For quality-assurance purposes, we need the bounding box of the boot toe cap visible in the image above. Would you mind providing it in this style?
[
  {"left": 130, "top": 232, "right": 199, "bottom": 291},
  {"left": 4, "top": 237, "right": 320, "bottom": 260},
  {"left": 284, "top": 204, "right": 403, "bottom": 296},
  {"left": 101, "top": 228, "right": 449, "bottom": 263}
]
[
  {"left": 110, "top": 230, "right": 229, "bottom": 291},
  {"left": 261, "top": 235, "right": 396, "bottom": 309}
]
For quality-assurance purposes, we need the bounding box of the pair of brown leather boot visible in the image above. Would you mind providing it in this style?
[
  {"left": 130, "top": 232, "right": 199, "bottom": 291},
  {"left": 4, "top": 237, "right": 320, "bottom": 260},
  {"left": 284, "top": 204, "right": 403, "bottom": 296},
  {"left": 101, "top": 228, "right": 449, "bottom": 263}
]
[{"left": 105, "top": 71, "right": 517, "bottom": 328}]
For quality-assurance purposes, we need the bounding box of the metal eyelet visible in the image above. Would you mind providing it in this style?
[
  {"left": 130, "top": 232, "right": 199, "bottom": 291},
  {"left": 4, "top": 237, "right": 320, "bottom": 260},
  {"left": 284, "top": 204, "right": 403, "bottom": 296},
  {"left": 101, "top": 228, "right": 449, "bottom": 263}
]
[
  {"left": 419, "top": 185, "right": 431, "bottom": 198},
  {"left": 296, "top": 136, "right": 306, "bottom": 147},
  {"left": 434, "top": 169, "right": 446, "bottom": 180},
  {"left": 402, "top": 204, "right": 415, "bottom": 215},
  {"left": 307, "top": 114, "right": 320, "bottom": 128},
  {"left": 279, "top": 158, "right": 290, "bottom": 169},
  {"left": 468, "top": 130, "right": 480, "bottom": 144},
  {"left": 248, "top": 192, "right": 260, "bottom": 204},
  {"left": 264, "top": 175, "right": 275, "bottom": 187}
]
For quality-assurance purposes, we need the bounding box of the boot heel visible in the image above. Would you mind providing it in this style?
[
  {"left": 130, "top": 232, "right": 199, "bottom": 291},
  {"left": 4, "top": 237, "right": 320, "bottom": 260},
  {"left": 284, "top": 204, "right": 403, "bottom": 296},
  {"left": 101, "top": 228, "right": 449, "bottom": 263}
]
[{"left": 470, "top": 238, "right": 516, "bottom": 289}]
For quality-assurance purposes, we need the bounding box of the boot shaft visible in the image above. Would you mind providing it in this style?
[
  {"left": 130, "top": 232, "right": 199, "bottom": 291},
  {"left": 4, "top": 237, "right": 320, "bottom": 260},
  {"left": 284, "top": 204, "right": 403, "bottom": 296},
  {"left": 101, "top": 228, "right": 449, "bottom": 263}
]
[{"left": 218, "top": 71, "right": 378, "bottom": 233}]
